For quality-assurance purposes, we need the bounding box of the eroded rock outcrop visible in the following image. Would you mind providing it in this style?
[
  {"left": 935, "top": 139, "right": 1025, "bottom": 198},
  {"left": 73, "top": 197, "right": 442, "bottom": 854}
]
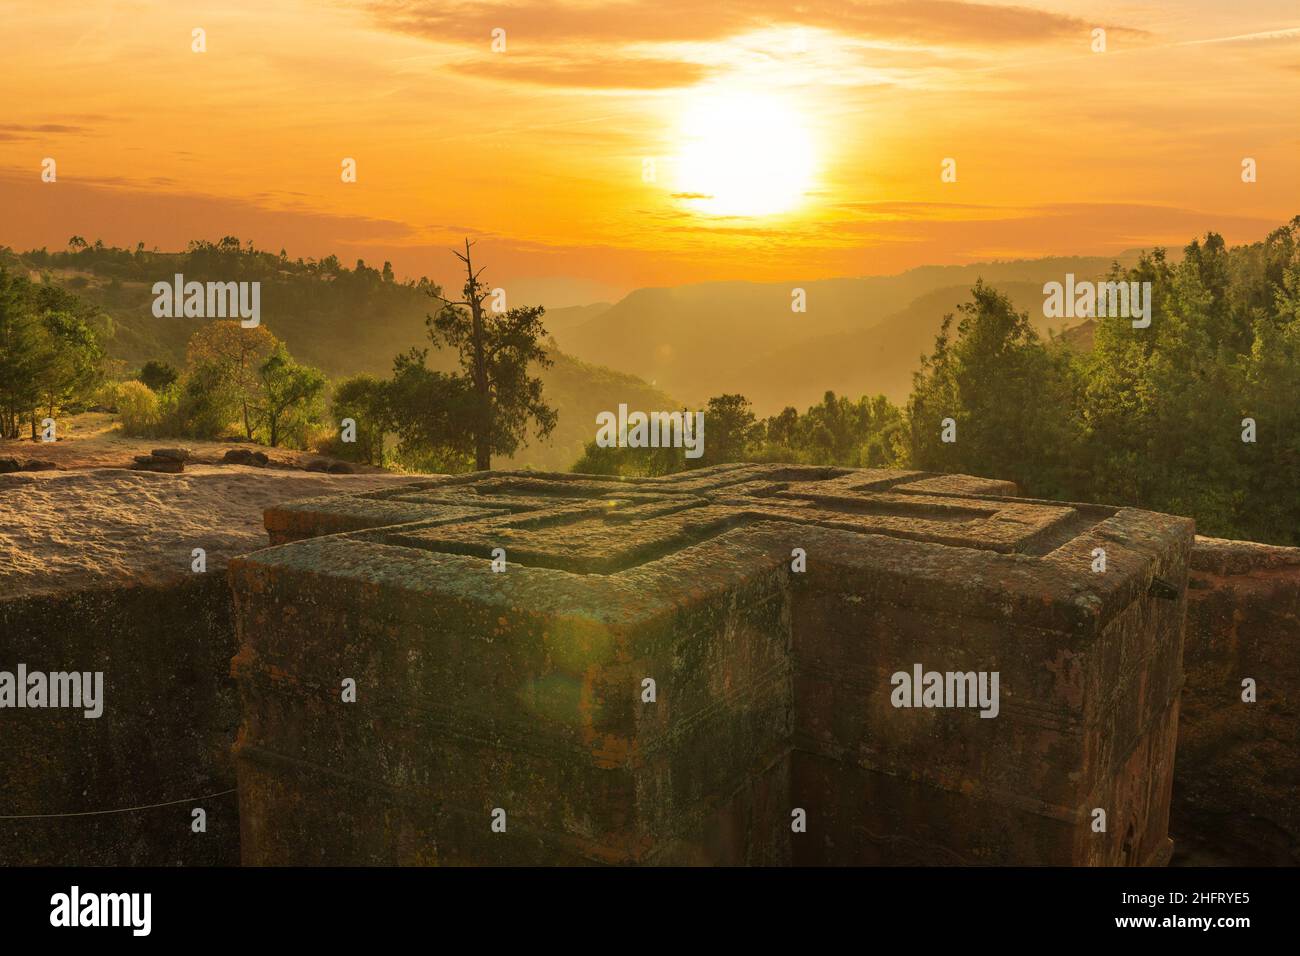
[
  {"left": 4, "top": 464, "right": 1294, "bottom": 867},
  {"left": 231, "top": 465, "right": 1191, "bottom": 866},
  {"left": 0, "top": 466, "right": 424, "bottom": 865},
  {"left": 1175, "top": 537, "right": 1300, "bottom": 864}
]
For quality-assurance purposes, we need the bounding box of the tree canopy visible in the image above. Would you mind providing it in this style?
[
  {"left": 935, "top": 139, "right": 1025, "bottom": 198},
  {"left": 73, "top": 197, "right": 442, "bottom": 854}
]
[
  {"left": 570, "top": 219, "right": 1300, "bottom": 546},
  {"left": 0, "top": 268, "right": 104, "bottom": 439}
]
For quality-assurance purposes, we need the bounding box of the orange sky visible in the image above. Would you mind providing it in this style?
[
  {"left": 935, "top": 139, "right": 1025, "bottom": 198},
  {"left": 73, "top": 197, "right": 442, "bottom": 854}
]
[{"left": 2, "top": 0, "right": 1299, "bottom": 304}]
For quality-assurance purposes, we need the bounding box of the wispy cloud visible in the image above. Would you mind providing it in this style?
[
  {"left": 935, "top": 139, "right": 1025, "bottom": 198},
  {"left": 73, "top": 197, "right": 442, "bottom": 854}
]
[
  {"left": 447, "top": 54, "right": 709, "bottom": 89},
  {"left": 0, "top": 123, "right": 94, "bottom": 141},
  {"left": 1177, "top": 26, "right": 1300, "bottom": 47},
  {"left": 367, "top": 0, "right": 1141, "bottom": 46},
  {"left": 363, "top": 0, "right": 1146, "bottom": 91}
]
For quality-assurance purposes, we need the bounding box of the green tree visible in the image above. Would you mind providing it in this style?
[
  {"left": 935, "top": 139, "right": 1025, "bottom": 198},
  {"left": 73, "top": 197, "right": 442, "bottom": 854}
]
[
  {"left": 384, "top": 349, "right": 476, "bottom": 468},
  {"left": 764, "top": 406, "right": 800, "bottom": 451},
  {"left": 0, "top": 269, "right": 44, "bottom": 439},
  {"left": 331, "top": 374, "right": 390, "bottom": 465},
  {"left": 31, "top": 309, "right": 103, "bottom": 422},
  {"left": 0, "top": 269, "right": 103, "bottom": 439},
  {"left": 0, "top": 267, "right": 37, "bottom": 434},
  {"left": 138, "top": 360, "right": 179, "bottom": 392},
  {"left": 698, "top": 393, "right": 757, "bottom": 466},
  {"left": 571, "top": 437, "right": 684, "bottom": 477},
  {"left": 747, "top": 393, "right": 904, "bottom": 467},
  {"left": 855, "top": 394, "right": 907, "bottom": 467},
  {"left": 115, "top": 379, "right": 162, "bottom": 436},
  {"left": 424, "top": 240, "right": 557, "bottom": 469},
  {"left": 253, "top": 345, "right": 325, "bottom": 448},
  {"left": 166, "top": 361, "right": 238, "bottom": 440},
  {"left": 1079, "top": 241, "right": 1245, "bottom": 531},
  {"left": 907, "top": 280, "right": 1081, "bottom": 498},
  {"left": 185, "top": 321, "right": 278, "bottom": 439}
]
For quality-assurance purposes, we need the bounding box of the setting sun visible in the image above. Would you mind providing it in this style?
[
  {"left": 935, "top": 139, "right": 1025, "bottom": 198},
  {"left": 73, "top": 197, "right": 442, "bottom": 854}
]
[{"left": 672, "top": 89, "right": 817, "bottom": 217}]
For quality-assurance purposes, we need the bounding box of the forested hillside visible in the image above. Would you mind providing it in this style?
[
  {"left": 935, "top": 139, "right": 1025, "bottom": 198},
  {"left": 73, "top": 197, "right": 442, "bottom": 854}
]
[
  {"left": 550, "top": 254, "right": 1146, "bottom": 412},
  {"left": 577, "top": 220, "right": 1300, "bottom": 547},
  {"left": 1, "top": 239, "right": 675, "bottom": 470}
]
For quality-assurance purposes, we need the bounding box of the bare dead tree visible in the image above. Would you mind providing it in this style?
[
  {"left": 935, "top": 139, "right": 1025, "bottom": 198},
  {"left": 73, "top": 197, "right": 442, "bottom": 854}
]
[{"left": 432, "top": 239, "right": 493, "bottom": 470}]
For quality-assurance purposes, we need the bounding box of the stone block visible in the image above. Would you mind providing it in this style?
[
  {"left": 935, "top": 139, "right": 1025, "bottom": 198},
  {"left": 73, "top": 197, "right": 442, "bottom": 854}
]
[
  {"left": 1174, "top": 537, "right": 1300, "bottom": 864},
  {"left": 0, "top": 577, "right": 240, "bottom": 865},
  {"left": 232, "top": 464, "right": 1192, "bottom": 865},
  {"left": 150, "top": 447, "right": 191, "bottom": 462},
  {"left": 0, "top": 467, "right": 424, "bottom": 866}
]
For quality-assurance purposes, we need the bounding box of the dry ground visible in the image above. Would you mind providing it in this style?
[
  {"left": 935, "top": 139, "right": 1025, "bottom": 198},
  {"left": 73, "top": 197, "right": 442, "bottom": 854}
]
[
  {"left": 0, "top": 413, "right": 428, "bottom": 597},
  {"left": 0, "top": 411, "right": 389, "bottom": 472}
]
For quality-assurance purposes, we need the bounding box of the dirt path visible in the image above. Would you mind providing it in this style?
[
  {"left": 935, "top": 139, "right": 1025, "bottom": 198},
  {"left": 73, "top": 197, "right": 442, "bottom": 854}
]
[{"left": 0, "top": 412, "right": 390, "bottom": 473}]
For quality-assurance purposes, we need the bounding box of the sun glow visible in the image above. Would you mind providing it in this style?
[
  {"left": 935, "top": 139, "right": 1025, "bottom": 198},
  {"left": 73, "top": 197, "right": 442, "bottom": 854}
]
[{"left": 672, "top": 89, "right": 817, "bottom": 217}]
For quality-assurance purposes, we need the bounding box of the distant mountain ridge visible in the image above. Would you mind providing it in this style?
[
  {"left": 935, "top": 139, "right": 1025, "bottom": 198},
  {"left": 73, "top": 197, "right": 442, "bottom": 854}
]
[{"left": 551, "top": 253, "right": 1148, "bottom": 413}]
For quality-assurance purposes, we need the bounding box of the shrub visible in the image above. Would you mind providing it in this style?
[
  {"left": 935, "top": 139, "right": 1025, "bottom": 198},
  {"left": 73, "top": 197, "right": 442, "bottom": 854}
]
[
  {"left": 137, "top": 360, "right": 179, "bottom": 392},
  {"left": 115, "top": 380, "right": 161, "bottom": 436},
  {"left": 329, "top": 374, "right": 390, "bottom": 464}
]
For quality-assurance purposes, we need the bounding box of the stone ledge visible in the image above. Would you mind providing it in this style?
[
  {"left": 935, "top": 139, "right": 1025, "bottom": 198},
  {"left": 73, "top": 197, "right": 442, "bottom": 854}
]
[{"left": 232, "top": 464, "right": 1191, "bottom": 865}]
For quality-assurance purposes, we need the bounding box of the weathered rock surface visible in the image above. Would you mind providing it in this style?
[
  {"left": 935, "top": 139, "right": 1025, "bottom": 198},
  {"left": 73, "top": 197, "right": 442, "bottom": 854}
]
[
  {"left": 1174, "top": 536, "right": 1300, "bottom": 864},
  {"left": 0, "top": 466, "right": 421, "bottom": 597},
  {"left": 7, "top": 461, "right": 1291, "bottom": 867},
  {"left": 132, "top": 454, "right": 184, "bottom": 473},
  {"left": 221, "top": 449, "right": 269, "bottom": 467},
  {"left": 233, "top": 465, "right": 1191, "bottom": 866},
  {"left": 303, "top": 458, "right": 354, "bottom": 474},
  {"left": 0, "top": 457, "right": 58, "bottom": 473},
  {"left": 0, "top": 465, "right": 429, "bottom": 865}
]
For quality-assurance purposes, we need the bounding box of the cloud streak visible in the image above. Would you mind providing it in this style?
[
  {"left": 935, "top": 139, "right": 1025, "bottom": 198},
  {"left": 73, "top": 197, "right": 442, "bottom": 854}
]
[
  {"left": 363, "top": 0, "right": 1147, "bottom": 89},
  {"left": 368, "top": 0, "right": 1137, "bottom": 46}
]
